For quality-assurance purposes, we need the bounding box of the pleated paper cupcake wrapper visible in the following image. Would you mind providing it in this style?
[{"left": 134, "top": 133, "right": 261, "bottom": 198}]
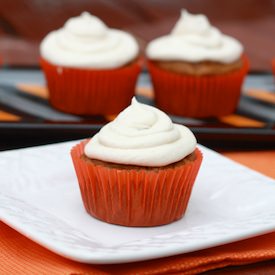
[
  {"left": 41, "top": 58, "right": 141, "bottom": 115},
  {"left": 148, "top": 56, "right": 249, "bottom": 118},
  {"left": 71, "top": 140, "right": 203, "bottom": 227},
  {"left": 272, "top": 58, "right": 275, "bottom": 77}
]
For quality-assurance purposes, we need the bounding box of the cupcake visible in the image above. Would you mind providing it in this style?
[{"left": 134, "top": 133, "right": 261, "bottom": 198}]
[
  {"left": 272, "top": 58, "right": 275, "bottom": 77},
  {"left": 146, "top": 10, "right": 249, "bottom": 118},
  {"left": 71, "top": 98, "right": 202, "bottom": 227},
  {"left": 40, "top": 12, "right": 141, "bottom": 115}
]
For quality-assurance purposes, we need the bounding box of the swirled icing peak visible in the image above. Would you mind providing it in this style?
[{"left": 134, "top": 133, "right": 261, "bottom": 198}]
[
  {"left": 146, "top": 10, "right": 243, "bottom": 63},
  {"left": 84, "top": 98, "right": 197, "bottom": 167},
  {"left": 40, "top": 12, "right": 139, "bottom": 68}
]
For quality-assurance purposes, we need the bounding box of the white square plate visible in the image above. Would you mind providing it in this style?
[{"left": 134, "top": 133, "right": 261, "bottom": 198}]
[{"left": 0, "top": 141, "right": 275, "bottom": 264}]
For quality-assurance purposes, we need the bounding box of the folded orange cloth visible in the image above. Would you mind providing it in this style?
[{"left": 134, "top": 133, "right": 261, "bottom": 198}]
[
  {"left": 0, "top": 151, "right": 275, "bottom": 275},
  {"left": 222, "top": 150, "right": 275, "bottom": 180}
]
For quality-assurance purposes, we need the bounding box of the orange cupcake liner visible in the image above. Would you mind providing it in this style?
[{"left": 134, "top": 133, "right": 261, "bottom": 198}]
[
  {"left": 272, "top": 58, "right": 275, "bottom": 76},
  {"left": 148, "top": 55, "right": 249, "bottom": 118},
  {"left": 71, "top": 140, "right": 203, "bottom": 227},
  {"left": 41, "top": 58, "right": 141, "bottom": 115}
]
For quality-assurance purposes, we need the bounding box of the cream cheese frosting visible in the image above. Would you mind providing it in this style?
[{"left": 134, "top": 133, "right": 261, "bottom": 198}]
[
  {"left": 146, "top": 10, "right": 243, "bottom": 63},
  {"left": 84, "top": 98, "right": 197, "bottom": 167},
  {"left": 40, "top": 12, "right": 139, "bottom": 69}
]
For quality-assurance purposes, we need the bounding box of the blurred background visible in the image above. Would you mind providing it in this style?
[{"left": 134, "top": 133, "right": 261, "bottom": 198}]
[{"left": 0, "top": 0, "right": 274, "bottom": 71}]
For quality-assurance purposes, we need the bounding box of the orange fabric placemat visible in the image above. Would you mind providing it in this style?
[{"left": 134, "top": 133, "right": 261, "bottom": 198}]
[
  {"left": 222, "top": 150, "right": 275, "bottom": 179},
  {"left": 1, "top": 151, "right": 275, "bottom": 275}
]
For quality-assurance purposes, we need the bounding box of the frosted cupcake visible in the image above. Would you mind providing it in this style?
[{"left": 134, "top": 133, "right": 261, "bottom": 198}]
[
  {"left": 40, "top": 12, "right": 141, "bottom": 115},
  {"left": 146, "top": 10, "right": 249, "bottom": 118},
  {"left": 71, "top": 98, "right": 202, "bottom": 227}
]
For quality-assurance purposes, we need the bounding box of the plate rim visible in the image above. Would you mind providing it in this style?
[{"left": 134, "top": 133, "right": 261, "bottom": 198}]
[{"left": 1, "top": 192, "right": 275, "bottom": 264}]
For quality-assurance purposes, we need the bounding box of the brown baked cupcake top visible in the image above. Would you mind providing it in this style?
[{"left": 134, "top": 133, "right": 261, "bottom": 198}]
[
  {"left": 81, "top": 150, "right": 197, "bottom": 171},
  {"left": 151, "top": 58, "right": 243, "bottom": 76}
]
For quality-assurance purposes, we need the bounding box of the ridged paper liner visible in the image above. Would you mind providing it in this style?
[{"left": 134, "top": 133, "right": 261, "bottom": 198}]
[
  {"left": 148, "top": 56, "right": 249, "bottom": 118},
  {"left": 71, "top": 140, "right": 203, "bottom": 227},
  {"left": 41, "top": 58, "right": 141, "bottom": 115}
]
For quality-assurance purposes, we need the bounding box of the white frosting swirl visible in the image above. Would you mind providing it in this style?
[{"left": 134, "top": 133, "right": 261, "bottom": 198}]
[
  {"left": 40, "top": 12, "right": 139, "bottom": 68},
  {"left": 84, "top": 98, "right": 197, "bottom": 167},
  {"left": 146, "top": 10, "right": 243, "bottom": 63}
]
